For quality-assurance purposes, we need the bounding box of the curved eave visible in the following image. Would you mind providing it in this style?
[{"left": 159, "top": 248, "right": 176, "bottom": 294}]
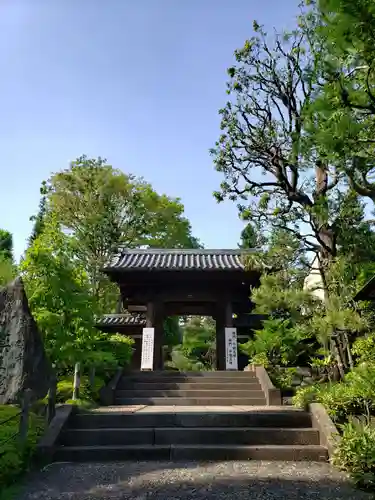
[
  {"left": 354, "top": 275, "right": 375, "bottom": 301},
  {"left": 95, "top": 313, "right": 146, "bottom": 330}
]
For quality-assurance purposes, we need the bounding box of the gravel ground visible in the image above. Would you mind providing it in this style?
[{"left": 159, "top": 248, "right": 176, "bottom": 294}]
[{"left": 16, "top": 461, "right": 373, "bottom": 500}]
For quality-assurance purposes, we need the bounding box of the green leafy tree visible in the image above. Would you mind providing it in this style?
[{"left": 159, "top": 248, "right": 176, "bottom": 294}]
[
  {"left": 305, "top": 0, "right": 375, "bottom": 202},
  {"left": 21, "top": 215, "right": 134, "bottom": 373},
  {"left": 211, "top": 13, "right": 375, "bottom": 305},
  {"left": 241, "top": 228, "right": 321, "bottom": 370},
  {"left": 210, "top": 21, "right": 346, "bottom": 293},
  {"left": 46, "top": 155, "right": 201, "bottom": 312},
  {"left": 167, "top": 317, "right": 216, "bottom": 371},
  {"left": 21, "top": 215, "right": 98, "bottom": 369},
  {"left": 241, "top": 220, "right": 372, "bottom": 378}
]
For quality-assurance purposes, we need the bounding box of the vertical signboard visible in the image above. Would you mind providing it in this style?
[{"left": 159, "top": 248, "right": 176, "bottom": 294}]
[
  {"left": 141, "top": 327, "right": 154, "bottom": 370},
  {"left": 225, "top": 327, "right": 238, "bottom": 371}
]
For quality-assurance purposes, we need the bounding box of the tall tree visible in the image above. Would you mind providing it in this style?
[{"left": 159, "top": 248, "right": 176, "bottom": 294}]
[
  {"left": 306, "top": 0, "right": 375, "bottom": 202},
  {"left": 21, "top": 215, "right": 98, "bottom": 368},
  {"left": 21, "top": 214, "right": 134, "bottom": 372},
  {"left": 210, "top": 21, "right": 359, "bottom": 294},
  {"left": 45, "top": 155, "right": 201, "bottom": 310}
]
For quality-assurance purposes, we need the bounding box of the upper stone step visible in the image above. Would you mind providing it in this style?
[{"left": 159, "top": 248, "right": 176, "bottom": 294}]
[
  {"left": 120, "top": 377, "right": 258, "bottom": 386},
  {"left": 70, "top": 408, "right": 312, "bottom": 429}
]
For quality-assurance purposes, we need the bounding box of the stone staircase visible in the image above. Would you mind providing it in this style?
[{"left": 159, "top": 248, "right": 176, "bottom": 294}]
[
  {"left": 53, "top": 371, "right": 329, "bottom": 462},
  {"left": 114, "top": 370, "right": 267, "bottom": 406},
  {"left": 55, "top": 405, "right": 328, "bottom": 462}
]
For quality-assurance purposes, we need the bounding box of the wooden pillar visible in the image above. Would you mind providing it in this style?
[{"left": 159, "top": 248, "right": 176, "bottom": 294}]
[
  {"left": 146, "top": 301, "right": 154, "bottom": 328},
  {"left": 215, "top": 302, "right": 226, "bottom": 371},
  {"left": 130, "top": 336, "right": 142, "bottom": 370},
  {"left": 154, "top": 302, "right": 164, "bottom": 370},
  {"left": 115, "top": 293, "right": 123, "bottom": 313},
  {"left": 216, "top": 300, "right": 233, "bottom": 371},
  {"left": 225, "top": 301, "right": 233, "bottom": 328}
]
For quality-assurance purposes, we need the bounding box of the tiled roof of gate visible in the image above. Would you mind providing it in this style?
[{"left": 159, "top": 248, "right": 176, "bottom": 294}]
[
  {"left": 354, "top": 275, "right": 375, "bottom": 301},
  {"left": 95, "top": 313, "right": 146, "bottom": 327},
  {"left": 104, "top": 248, "right": 255, "bottom": 272}
]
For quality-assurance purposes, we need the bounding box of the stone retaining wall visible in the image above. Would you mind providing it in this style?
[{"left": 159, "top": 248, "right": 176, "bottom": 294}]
[{"left": 288, "top": 367, "right": 316, "bottom": 388}]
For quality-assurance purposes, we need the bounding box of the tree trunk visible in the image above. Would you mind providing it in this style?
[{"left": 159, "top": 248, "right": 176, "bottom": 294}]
[{"left": 313, "top": 161, "right": 337, "bottom": 302}]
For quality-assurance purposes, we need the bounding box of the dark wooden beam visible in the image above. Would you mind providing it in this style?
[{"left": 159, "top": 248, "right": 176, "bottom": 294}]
[
  {"left": 145, "top": 302, "right": 154, "bottom": 328},
  {"left": 153, "top": 302, "right": 164, "bottom": 370},
  {"left": 128, "top": 305, "right": 147, "bottom": 312},
  {"left": 164, "top": 302, "right": 216, "bottom": 317}
]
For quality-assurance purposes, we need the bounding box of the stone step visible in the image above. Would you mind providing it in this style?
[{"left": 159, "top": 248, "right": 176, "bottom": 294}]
[
  {"left": 60, "top": 427, "right": 320, "bottom": 447},
  {"left": 119, "top": 378, "right": 259, "bottom": 387},
  {"left": 113, "top": 397, "right": 267, "bottom": 406},
  {"left": 117, "top": 381, "right": 262, "bottom": 391},
  {"left": 115, "top": 389, "right": 265, "bottom": 399},
  {"left": 71, "top": 410, "right": 312, "bottom": 429},
  {"left": 54, "top": 444, "right": 328, "bottom": 462},
  {"left": 122, "top": 372, "right": 257, "bottom": 380}
]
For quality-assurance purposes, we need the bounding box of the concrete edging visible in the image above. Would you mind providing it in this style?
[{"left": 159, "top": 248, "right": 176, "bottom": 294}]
[
  {"left": 99, "top": 367, "right": 123, "bottom": 406},
  {"left": 36, "top": 404, "right": 73, "bottom": 463},
  {"left": 309, "top": 402, "right": 341, "bottom": 458},
  {"left": 248, "top": 365, "right": 282, "bottom": 406}
]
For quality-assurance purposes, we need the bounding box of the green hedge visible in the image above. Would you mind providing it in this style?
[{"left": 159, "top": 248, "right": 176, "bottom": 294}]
[
  {"left": 0, "top": 406, "right": 44, "bottom": 489},
  {"left": 293, "top": 364, "right": 375, "bottom": 423},
  {"left": 332, "top": 421, "right": 375, "bottom": 490},
  {"left": 293, "top": 363, "right": 375, "bottom": 490}
]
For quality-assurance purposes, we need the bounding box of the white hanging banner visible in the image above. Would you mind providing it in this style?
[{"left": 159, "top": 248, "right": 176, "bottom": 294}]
[
  {"left": 225, "top": 327, "right": 238, "bottom": 370},
  {"left": 141, "top": 327, "right": 154, "bottom": 370}
]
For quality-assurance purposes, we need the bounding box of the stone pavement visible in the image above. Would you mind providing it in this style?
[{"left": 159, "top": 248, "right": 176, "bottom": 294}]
[
  {"left": 17, "top": 405, "right": 372, "bottom": 499},
  {"left": 17, "top": 461, "right": 372, "bottom": 500}
]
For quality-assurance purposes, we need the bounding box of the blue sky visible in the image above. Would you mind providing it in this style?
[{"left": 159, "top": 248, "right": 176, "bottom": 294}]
[{"left": 0, "top": 0, "right": 300, "bottom": 261}]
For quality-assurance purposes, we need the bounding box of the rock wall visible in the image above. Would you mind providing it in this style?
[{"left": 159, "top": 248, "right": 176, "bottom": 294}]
[
  {"left": 245, "top": 364, "right": 322, "bottom": 389},
  {"left": 288, "top": 367, "right": 316, "bottom": 388},
  {"left": 0, "top": 277, "right": 52, "bottom": 404}
]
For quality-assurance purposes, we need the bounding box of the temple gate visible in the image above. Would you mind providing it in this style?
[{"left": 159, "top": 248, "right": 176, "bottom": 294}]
[{"left": 96, "top": 248, "right": 265, "bottom": 370}]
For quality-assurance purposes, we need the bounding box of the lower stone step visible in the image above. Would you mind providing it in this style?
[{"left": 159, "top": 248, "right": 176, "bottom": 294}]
[
  {"left": 116, "top": 382, "right": 262, "bottom": 391},
  {"left": 115, "top": 389, "right": 265, "bottom": 398},
  {"left": 54, "top": 444, "right": 328, "bottom": 462},
  {"left": 60, "top": 427, "right": 320, "bottom": 447},
  {"left": 113, "top": 397, "right": 267, "bottom": 406}
]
